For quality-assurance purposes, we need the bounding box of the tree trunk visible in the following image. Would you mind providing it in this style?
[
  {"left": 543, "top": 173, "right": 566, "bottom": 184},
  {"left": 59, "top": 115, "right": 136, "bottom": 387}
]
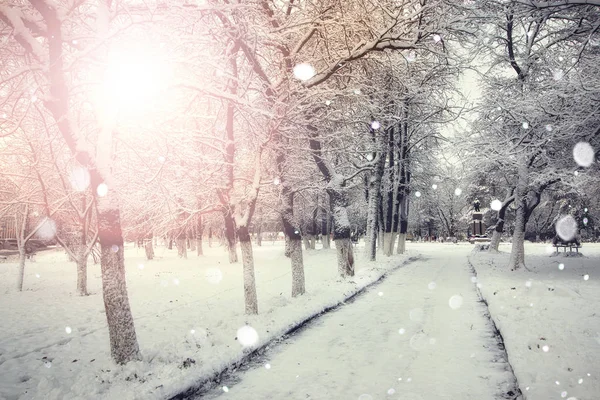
[
  {"left": 397, "top": 196, "right": 409, "bottom": 254},
  {"left": 284, "top": 235, "right": 291, "bottom": 257},
  {"left": 489, "top": 198, "right": 512, "bottom": 252},
  {"left": 256, "top": 225, "right": 262, "bottom": 246},
  {"left": 177, "top": 238, "right": 187, "bottom": 259},
  {"left": 366, "top": 155, "right": 384, "bottom": 260},
  {"left": 508, "top": 208, "right": 526, "bottom": 270},
  {"left": 97, "top": 207, "right": 141, "bottom": 364},
  {"left": 508, "top": 160, "right": 528, "bottom": 270},
  {"left": 309, "top": 235, "right": 316, "bottom": 250},
  {"left": 23, "top": 3, "right": 139, "bottom": 364},
  {"left": 335, "top": 238, "right": 355, "bottom": 277},
  {"left": 288, "top": 238, "right": 305, "bottom": 297},
  {"left": 76, "top": 199, "right": 89, "bottom": 295},
  {"left": 397, "top": 233, "right": 407, "bottom": 254},
  {"left": 322, "top": 233, "right": 330, "bottom": 250},
  {"left": 223, "top": 212, "right": 238, "bottom": 263},
  {"left": 76, "top": 256, "right": 88, "bottom": 296},
  {"left": 366, "top": 218, "right": 378, "bottom": 261},
  {"left": 144, "top": 240, "right": 154, "bottom": 260},
  {"left": 238, "top": 227, "right": 258, "bottom": 315},
  {"left": 489, "top": 230, "right": 502, "bottom": 252},
  {"left": 382, "top": 232, "right": 395, "bottom": 256},
  {"left": 320, "top": 206, "right": 331, "bottom": 250},
  {"left": 167, "top": 239, "right": 173, "bottom": 250},
  {"left": 303, "top": 236, "right": 311, "bottom": 250},
  {"left": 190, "top": 237, "right": 196, "bottom": 251},
  {"left": 196, "top": 238, "right": 203, "bottom": 256},
  {"left": 17, "top": 247, "right": 26, "bottom": 291},
  {"left": 330, "top": 191, "right": 355, "bottom": 277},
  {"left": 281, "top": 190, "right": 306, "bottom": 296}
]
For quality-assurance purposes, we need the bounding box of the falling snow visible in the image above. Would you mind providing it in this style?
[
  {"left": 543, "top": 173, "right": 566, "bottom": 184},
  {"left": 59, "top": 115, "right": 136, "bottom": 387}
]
[
  {"left": 573, "top": 142, "right": 595, "bottom": 167},
  {"left": 490, "top": 199, "right": 502, "bottom": 211},
  {"left": 236, "top": 325, "right": 259, "bottom": 347},
  {"left": 292, "top": 63, "right": 315, "bottom": 81},
  {"left": 555, "top": 215, "right": 578, "bottom": 241},
  {"left": 449, "top": 295, "right": 463, "bottom": 309},
  {"left": 97, "top": 183, "right": 108, "bottom": 197}
]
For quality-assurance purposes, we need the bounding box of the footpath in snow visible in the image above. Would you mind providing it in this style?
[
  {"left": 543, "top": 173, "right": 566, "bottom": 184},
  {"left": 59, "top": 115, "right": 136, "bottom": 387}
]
[{"left": 200, "top": 245, "right": 517, "bottom": 400}]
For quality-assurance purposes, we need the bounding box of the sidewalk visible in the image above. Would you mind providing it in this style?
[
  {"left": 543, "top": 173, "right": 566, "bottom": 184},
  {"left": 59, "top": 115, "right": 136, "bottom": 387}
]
[{"left": 201, "top": 246, "right": 517, "bottom": 400}]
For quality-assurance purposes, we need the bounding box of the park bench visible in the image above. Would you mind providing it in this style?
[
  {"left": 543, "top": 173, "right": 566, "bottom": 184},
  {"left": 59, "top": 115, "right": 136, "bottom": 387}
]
[{"left": 552, "top": 238, "right": 581, "bottom": 254}]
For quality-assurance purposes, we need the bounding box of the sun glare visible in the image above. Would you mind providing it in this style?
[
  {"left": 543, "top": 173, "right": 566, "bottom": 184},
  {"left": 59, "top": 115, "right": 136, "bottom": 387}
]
[{"left": 100, "top": 46, "right": 172, "bottom": 115}]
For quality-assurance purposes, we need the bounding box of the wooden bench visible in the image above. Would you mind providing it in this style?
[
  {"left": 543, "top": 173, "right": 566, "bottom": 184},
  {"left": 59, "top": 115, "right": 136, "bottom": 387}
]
[{"left": 553, "top": 242, "right": 581, "bottom": 253}]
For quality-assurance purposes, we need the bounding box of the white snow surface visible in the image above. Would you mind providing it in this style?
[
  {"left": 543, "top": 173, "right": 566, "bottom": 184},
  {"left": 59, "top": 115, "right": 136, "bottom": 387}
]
[
  {"left": 1, "top": 241, "right": 599, "bottom": 400},
  {"left": 0, "top": 241, "right": 408, "bottom": 400},
  {"left": 202, "top": 245, "right": 514, "bottom": 400},
  {"left": 469, "top": 242, "right": 600, "bottom": 400}
]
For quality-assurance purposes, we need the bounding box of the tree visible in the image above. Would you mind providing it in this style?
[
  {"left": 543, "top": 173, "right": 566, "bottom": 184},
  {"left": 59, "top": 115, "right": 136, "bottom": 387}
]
[
  {"left": 469, "top": 0, "right": 600, "bottom": 268},
  {"left": 0, "top": 0, "right": 151, "bottom": 363}
]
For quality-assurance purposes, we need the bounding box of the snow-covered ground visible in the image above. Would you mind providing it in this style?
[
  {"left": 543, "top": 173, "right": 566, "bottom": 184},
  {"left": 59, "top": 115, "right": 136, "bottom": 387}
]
[
  {"left": 201, "top": 245, "right": 516, "bottom": 400},
  {"left": 469, "top": 242, "right": 600, "bottom": 400},
  {"left": 1, "top": 241, "right": 599, "bottom": 400},
  {"left": 0, "top": 241, "right": 409, "bottom": 400}
]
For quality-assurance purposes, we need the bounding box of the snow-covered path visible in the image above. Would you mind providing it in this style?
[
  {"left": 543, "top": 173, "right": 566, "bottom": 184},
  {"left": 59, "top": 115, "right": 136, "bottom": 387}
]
[{"left": 201, "top": 246, "right": 517, "bottom": 400}]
